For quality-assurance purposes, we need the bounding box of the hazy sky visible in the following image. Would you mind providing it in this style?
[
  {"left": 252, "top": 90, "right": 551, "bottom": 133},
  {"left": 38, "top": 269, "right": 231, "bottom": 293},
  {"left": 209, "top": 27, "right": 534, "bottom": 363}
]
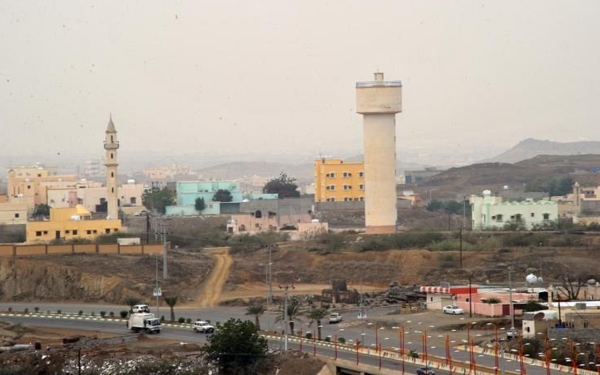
[{"left": 2, "top": 1, "right": 599, "bottom": 165}]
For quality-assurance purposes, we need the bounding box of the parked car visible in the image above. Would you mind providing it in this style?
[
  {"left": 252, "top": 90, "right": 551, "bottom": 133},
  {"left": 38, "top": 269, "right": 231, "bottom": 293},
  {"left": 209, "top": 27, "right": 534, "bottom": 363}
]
[
  {"left": 506, "top": 327, "right": 518, "bottom": 339},
  {"left": 442, "top": 305, "right": 464, "bottom": 315},
  {"left": 193, "top": 320, "right": 215, "bottom": 333},
  {"left": 133, "top": 210, "right": 147, "bottom": 216},
  {"left": 416, "top": 367, "right": 435, "bottom": 375},
  {"left": 328, "top": 312, "right": 343, "bottom": 324}
]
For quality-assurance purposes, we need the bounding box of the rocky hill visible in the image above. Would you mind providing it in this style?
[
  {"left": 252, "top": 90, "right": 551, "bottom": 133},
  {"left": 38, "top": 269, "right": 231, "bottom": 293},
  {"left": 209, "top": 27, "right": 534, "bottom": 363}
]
[{"left": 410, "top": 154, "right": 600, "bottom": 200}]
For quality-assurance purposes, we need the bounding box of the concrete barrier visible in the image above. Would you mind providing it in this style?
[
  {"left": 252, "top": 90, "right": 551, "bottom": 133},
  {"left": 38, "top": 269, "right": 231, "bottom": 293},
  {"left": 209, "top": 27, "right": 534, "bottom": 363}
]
[
  {"left": 73, "top": 244, "right": 97, "bottom": 254},
  {"left": 16, "top": 245, "right": 46, "bottom": 255},
  {"left": 47, "top": 245, "right": 72, "bottom": 255},
  {"left": 99, "top": 244, "right": 119, "bottom": 254},
  {"left": 0, "top": 245, "right": 15, "bottom": 256},
  {"left": 119, "top": 245, "right": 142, "bottom": 255}
]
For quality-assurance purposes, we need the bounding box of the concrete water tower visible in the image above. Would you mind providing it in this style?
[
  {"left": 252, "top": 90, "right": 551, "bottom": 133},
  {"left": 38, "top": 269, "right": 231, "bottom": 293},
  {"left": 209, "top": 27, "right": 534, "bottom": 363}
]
[{"left": 356, "top": 72, "right": 402, "bottom": 234}]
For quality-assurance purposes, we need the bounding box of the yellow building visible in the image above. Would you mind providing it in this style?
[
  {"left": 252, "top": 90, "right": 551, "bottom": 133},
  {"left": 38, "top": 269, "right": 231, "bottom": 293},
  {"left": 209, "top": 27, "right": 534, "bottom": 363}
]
[
  {"left": 26, "top": 205, "right": 122, "bottom": 243},
  {"left": 314, "top": 158, "right": 365, "bottom": 202}
]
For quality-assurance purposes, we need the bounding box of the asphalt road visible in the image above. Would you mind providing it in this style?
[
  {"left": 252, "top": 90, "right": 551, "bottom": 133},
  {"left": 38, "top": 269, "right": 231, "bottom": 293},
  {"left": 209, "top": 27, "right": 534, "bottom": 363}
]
[{"left": 0, "top": 303, "right": 557, "bottom": 374}]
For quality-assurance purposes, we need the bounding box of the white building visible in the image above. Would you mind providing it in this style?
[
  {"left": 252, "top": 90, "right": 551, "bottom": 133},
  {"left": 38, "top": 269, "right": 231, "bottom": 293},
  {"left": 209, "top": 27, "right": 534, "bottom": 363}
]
[{"left": 471, "top": 190, "right": 558, "bottom": 230}]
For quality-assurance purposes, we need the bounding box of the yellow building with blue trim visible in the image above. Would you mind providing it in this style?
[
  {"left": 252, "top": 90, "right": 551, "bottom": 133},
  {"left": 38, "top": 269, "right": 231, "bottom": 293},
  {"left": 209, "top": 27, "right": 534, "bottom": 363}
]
[{"left": 314, "top": 158, "right": 365, "bottom": 202}]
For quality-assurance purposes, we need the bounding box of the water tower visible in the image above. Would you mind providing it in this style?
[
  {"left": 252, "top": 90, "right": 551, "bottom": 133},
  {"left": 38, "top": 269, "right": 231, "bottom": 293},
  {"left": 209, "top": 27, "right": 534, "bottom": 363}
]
[{"left": 356, "top": 72, "right": 402, "bottom": 234}]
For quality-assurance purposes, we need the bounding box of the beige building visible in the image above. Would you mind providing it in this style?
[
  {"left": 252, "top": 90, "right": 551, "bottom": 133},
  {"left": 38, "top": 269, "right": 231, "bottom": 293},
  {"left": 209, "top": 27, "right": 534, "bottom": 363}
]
[
  {"left": 0, "top": 201, "right": 28, "bottom": 225},
  {"left": 356, "top": 72, "right": 402, "bottom": 234},
  {"left": 46, "top": 181, "right": 144, "bottom": 213},
  {"left": 26, "top": 205, "right": 122, "bottom": 243},
  {"left": 7, "top": 164, "right": 77, "bottom": 209}
]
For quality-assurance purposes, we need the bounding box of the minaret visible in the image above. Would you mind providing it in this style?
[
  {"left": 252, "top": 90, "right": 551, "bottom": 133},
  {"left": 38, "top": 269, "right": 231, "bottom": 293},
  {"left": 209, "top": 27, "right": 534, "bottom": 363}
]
[
  {"left": 104, "top": 116, "right": 119, "bottom": 219},
  {"left": 356, "top": 72, "right": 402, "bottom": 234}
]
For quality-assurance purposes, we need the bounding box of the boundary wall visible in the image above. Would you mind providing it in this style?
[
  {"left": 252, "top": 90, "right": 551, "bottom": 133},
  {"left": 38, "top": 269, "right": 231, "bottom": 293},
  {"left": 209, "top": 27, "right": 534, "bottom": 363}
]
[{"left": 0, "top": 244, "right": 163, "bottom": 257}]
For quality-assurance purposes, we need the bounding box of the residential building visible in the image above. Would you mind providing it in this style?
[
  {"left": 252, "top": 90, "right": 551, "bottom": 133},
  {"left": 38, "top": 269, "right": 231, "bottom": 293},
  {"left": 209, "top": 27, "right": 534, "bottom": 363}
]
[
  {"left": 314, "top": 158, "right": 365, "bottom": 203},
  {"left": 26, "top": 205, "right": 121, "bottom": 243},
  {"left": 0, "top": 200, "right": 28, "bottom": 225},
  {"left": 142, "top": 164, "right": 196, "bottom": 180},
  {"left": 165, "top": 180, "right": 276, "bottom": 216},
  {"left": 471, "top": 190, "right": 558, "bottom": 230},
  {"left": 6, "top": 164, "right": 77, "bottom": 209}
]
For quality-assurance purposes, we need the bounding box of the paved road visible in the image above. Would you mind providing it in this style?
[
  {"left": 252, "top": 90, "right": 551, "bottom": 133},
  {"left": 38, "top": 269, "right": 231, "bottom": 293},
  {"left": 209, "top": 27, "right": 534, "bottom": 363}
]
[{"left": 0, "top": 303, "right": 559, "bottom": 374}]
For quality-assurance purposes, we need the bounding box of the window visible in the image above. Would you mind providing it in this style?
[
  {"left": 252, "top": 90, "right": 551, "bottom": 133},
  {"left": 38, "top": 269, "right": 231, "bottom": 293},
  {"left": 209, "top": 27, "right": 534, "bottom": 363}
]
[
  {"left": 87, "top": 230, "right": 92, "bottom": 235},
  {"left": 130, "top": 197, "right": 137, "bottom": 204},
  {"left": 105, "top": 229, "right": 110, "bottom": 234},
  {"left": 342, "top": 172, "right": 352, "bottom": 178},
  {"left": 93, "top": 230, "right": 97, "bottom": 234},
  {"left": 327, "top": 185, "right": 336, "bottom": 191},
  {"left": 14, "top": 213, "right": 19, "bottom": 218},
  {"left": 326, "top": 172, "right": 336, "bottom": 178},
  {"left": 515, "top": 214, "right": 522, "bottom": 221},
  {"left": 359, "top": 184, "right": 365, "bottom": 190},
  {"left": 111, "top": 187, "right": 114, "bottom": 193},
  {"left": 496, "top": 214, "right": 503, "bottom": 222},
  {"left": 110, "top": 153, "right": 114, "bottom": 159},
  {"left": 73, "top": 230, "right": 78, "bottom": 235},
  {"left": 43, "top": 231, "right": 48, "bottom": 235},
  {"left": 343, "top": 185, "right": 352, "bottom": 190},
  {"left": 326, "top": 198, "right": 335, "bottom": 202},
  {"left": 65, "top": 230, "right": 70, "bottom": 234},
  {"left": 359, "top": 171, "right": 364, "bottom": 178},
  {"left": 111, "top": 172, "right": 114, "bottom": 177},
  {"left": 543, "top": 213, "right": 550, "bottom": 220},
  {"left": 36, "top": 231, "right": 42, "bottom": 237},
  {"left": 531, "top": 213, "right": 535, "bottom": 217},
  {"left": 343, "top": 197, "right": 351, "bottom": 201},
  {"left": 27, "top": 185, "right": 31, "bottom": 189},
  {"left": 359, "top": 196, "right": 364, "bottom": 201}
]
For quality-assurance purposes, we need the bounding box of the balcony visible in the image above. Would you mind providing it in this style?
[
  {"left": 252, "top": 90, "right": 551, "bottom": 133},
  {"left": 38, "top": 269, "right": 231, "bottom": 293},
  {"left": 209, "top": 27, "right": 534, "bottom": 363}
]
[{"left": 104, "top": 141, "right": 120, "bottom": 150}]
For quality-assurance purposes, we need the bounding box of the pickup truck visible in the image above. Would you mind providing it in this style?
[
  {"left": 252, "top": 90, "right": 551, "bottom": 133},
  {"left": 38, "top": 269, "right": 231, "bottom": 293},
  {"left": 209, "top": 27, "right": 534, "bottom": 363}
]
[{"left": 329, "top": 312, "right": 342, "bottom": 324}]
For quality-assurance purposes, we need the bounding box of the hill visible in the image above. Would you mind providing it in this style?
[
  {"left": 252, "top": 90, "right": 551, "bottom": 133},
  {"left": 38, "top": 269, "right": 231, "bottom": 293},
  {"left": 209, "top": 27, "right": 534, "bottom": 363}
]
[
  {"left": 485, "top": 138, "right": 600, "bottom": 164},
  {"left": 411, "top": 154, "right": 600, "bottom": 200}
]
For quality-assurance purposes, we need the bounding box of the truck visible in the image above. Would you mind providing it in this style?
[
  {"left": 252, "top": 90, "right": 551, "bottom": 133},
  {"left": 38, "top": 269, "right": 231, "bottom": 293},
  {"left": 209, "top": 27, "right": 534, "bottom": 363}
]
[{"left": 127, "top": 305, "right": 161, "bottom": 334}]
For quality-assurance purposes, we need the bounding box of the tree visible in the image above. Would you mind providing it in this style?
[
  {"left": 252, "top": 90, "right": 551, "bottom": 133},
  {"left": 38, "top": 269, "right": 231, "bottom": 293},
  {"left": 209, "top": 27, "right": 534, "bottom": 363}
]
[
  {"left": 245, "top": 305, "right": 266, "bottom": 331},
  {"left": 425, "top": 199, "right": 443, "bottom": 212},
  {"left": 213, "top": 189, "right": 233, "bottom": 202},
  {"left": 142, "top": 187, "right": 175, "bottom": 214},
  {"left": 443, "top": 201, "right": 462, "bottom": 215},
  {"left": 306, "top": 308, "right": 328, "bottom": 340},
  {"left": 123, "top": 296, "right": 141, "bottom": 310},
  {"left": 163, "top": 295, "right": 178, "bottom": 322},
  {"left": 195, "top": 197, "right": 206, "bottom": 212},
  {"left": 32, "top": 203, "right": 51, "bottom": 219},
  {"left": 203, "top": 318, "right": 268, "bottom": 375},
  {"left": 276, "top": 299, "right": 302, "bottom": 335},
  {"left": 263, "top": 172, "right": 300, "bottom": 198}
]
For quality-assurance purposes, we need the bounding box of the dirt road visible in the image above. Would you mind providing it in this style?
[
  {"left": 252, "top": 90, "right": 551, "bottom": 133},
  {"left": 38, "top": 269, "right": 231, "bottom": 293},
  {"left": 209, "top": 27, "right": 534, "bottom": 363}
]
[{"left": 191, "top": 247, "right": 233, "bottom": 307}]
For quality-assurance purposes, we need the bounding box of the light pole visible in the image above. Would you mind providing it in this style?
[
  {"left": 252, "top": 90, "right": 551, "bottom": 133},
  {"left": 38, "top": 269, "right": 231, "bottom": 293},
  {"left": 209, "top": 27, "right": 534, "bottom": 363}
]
[{"left": 279, "top": 283, "right": 294, "bottom": 351}]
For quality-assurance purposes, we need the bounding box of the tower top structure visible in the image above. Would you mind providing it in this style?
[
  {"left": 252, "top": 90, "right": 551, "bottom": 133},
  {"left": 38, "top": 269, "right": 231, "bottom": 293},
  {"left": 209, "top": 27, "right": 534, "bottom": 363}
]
[
  {"left": 106, "top": 115, "right": 116, "bottom": 133},
  {"left": 356, "top": 72, "right": 402, "bottom": 114}
]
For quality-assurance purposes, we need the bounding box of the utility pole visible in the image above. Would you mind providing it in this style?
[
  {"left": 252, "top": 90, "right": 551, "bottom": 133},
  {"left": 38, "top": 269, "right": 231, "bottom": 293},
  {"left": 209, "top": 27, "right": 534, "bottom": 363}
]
[
  {"left": 268, "top": 244, "right": 275, "bottom": 308},
  {"left": 279, "top": 283, "right": 294, "bottom": 351},
  {"left": 508, "top": 267, "right": 515, "bottom": 330},
  {"left": 156, "top": 219, "right": 169, "bottom": 279},
  {"left": 459, "top": 227, "right": 463, "bottom": 268}
]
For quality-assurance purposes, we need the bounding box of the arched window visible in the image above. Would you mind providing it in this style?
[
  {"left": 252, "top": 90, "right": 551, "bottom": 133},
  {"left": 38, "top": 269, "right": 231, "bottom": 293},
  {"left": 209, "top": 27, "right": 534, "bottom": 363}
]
[
  {"left": 111, "top": 187, "right": 114, "bottom": 193},
  {"left": 255, "top": 210, "right": 262, "bottom": 218},
  {"left": 111, "top": 135, "right": 114, "bottom": 142},
  {"left": 111, "top": 172, "right": 114, "bottom": 178},
  {"left": 110, "top": 153, "right": 114, "bottom": 159}
]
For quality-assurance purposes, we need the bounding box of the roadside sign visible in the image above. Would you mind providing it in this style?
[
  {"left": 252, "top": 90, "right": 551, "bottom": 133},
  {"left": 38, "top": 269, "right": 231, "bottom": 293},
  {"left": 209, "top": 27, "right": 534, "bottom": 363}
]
[{"left": 153, "top": 287, "right": 162, "bottom": 297}]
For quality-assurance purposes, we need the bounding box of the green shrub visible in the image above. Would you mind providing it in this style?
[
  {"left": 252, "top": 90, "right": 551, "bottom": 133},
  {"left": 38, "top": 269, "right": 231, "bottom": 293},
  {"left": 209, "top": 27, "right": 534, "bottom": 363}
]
[
  {"left": 438, "top": 253, "right": 458, "bottom": 268},
  {"left": 178, "top": 317, "right": 185, "bottom": 324},
  {"left": 109, "top": 311, "right": 115, "bottom": 318},
  {"left": 90, "top": 311, "right": 95, "bottom": 317},
  {"left": 325, "top": 336, "right": 331, "bottom": 342},
  {"left": 120, "top": 310, "right": 129, "bottom": 319},
  {"left": 57, "top": 309, "right": 62, "bottom": 315},
  {"left": 338, "top": 337, "right": 346, "bottom": 344},
  {"left": 100, "top": 311, "right": 106, "bottom": 318},
  {"left": 7, "top": 307, "right": 12, "bottom": 313},
  {"left": 78, "top": 310, "right": 83, "bottom": 316},
  {"left": 186, "top": 318, "right": 192, "bottom": 324},
  {"left": 485, "top": 297, "right": 501, "bottom": 304},
  {"left": 34, "top": 307, "right": 39, "bottom": 313},
  {"left": 24, "top": 308, "right": 29, "bottom": 314},
  {"left": 305, "top": 332, "right": 313, "bottom": 340}
]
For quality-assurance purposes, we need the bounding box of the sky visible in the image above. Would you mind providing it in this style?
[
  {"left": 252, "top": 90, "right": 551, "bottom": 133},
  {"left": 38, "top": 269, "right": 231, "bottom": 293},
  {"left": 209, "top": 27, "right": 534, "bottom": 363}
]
[{"left": 1, "top": 1, "right": 599, "bottom": 166}]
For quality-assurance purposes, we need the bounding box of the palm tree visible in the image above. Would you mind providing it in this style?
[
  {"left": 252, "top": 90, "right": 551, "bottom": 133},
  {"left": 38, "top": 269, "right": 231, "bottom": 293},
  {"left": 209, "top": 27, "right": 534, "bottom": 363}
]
[
  {"left": 306, "top": 308, "right": 329, "bottom": 340},
  {"left": 276, "top": 300, "right": 302, "bottom": 335},
  {"left": 245, "top": 305, "right": 266, "bottom": 331},
  {"left": 163, "top": 295, "right": 178, "bottom": 322}
]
